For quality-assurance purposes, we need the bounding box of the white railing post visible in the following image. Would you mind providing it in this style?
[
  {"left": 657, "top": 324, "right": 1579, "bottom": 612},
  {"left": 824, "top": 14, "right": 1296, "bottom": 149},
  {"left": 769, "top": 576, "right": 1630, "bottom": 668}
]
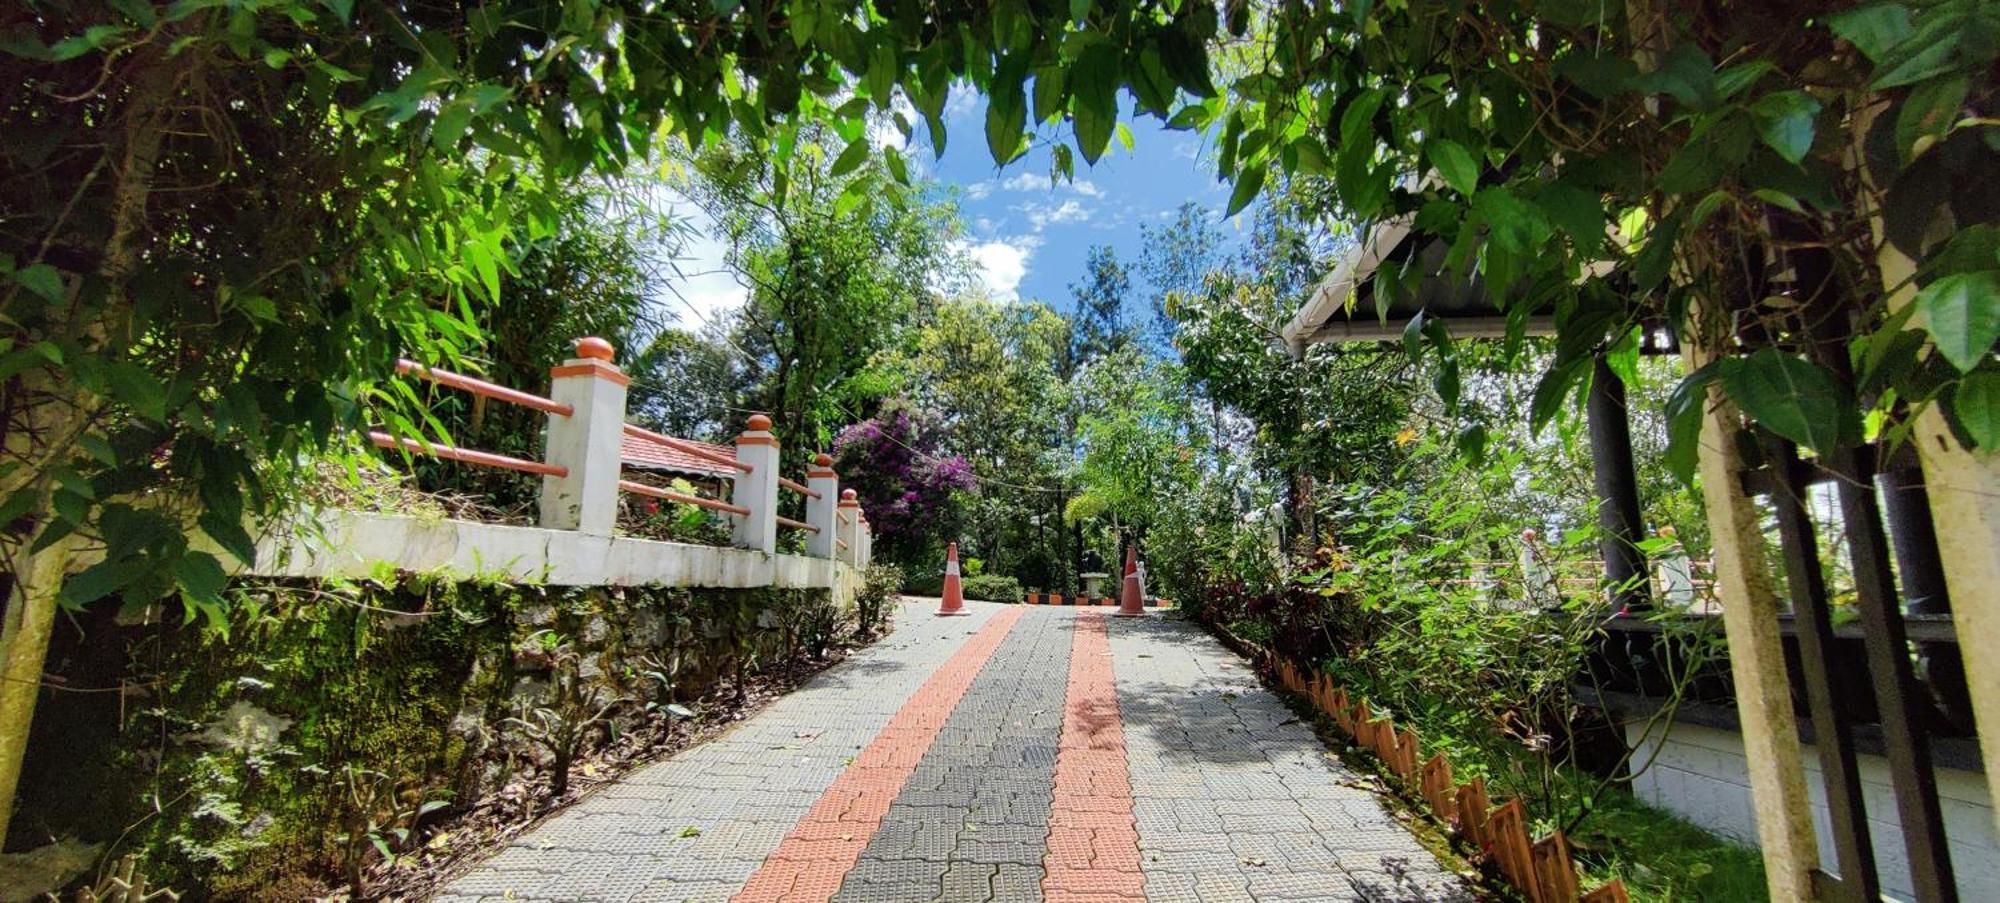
[
  {"left": 860, "top": 518, "right": 873, "bottom": 567},
  {"left": 730, "top": 414, "right": 780, "bottom": 554},
  {"left": 539, "top": 337, "right": 628, "bottom": 535},
  {"left": 838, "top": 490, "right": 861, "bottom": 566},
  {"left": 806, "top": 453, "right": 838, "bottom": 558}
]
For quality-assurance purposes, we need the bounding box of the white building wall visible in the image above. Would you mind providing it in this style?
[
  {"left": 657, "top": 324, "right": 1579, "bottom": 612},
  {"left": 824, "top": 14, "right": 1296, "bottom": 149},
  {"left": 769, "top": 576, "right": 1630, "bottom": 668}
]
[{"left": 1626, "top": 720, "right": 1999, "bottom": 901}]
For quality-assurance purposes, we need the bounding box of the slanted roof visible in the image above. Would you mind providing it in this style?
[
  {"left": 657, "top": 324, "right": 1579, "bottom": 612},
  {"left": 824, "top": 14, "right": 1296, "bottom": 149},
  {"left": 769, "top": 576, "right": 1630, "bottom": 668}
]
[
  {"left": 620, "top": 433, "right": 737, "bottom": 480},
  {"left": 1282, "top": 217, "right": 1554, "bottom": 351}
]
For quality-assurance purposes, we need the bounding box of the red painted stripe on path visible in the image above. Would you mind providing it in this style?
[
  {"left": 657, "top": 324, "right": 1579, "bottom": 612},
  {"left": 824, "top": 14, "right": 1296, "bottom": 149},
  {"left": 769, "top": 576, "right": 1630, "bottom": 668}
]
[
  {"left": 732, "top": 607, "right": 1024, "bottom": 902},
  {"left": 1043, "top": 611, "right": 1145, "bottom": 901}
]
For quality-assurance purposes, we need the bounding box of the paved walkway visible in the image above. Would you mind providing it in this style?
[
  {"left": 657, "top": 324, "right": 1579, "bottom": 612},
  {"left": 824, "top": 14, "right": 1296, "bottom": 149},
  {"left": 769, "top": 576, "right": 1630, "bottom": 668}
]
[{"left": 438, "top": 601, "right": 1468, "bottom": 902}]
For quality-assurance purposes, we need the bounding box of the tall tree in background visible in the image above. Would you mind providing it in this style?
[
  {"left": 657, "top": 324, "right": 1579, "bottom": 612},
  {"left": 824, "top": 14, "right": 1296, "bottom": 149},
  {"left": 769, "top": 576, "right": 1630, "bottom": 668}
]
[
  {"left": 890, "top": 296, "right": 1075, "bottom": 588},
  {"left": 1068, "top": 245, "right": 1135, "bottom": 364},
  {"left": 1171, "top": 180, "right": 1409, "bottom": 550},
  {"left": 626, "top": 321, "right": 750, "bottom": 443},
  {"left": 682, "top": 135, "right": 963, "bottom": 459},
  {"left": 1136, "top": 202, "right": 1228, "bottom": 345}
]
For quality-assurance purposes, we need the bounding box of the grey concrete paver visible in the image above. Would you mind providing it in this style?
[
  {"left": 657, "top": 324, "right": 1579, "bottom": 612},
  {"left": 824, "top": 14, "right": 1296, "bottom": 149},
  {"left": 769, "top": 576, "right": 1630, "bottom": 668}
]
[
  {"left": 438, "top": 600, "right": 999, "bottom": 901},
  {"left": 829, "top": 607, "right": 1070, "bottom": 902},
  {"left": 1105, "top": 615, "right": 1470, "bottom": 903},
  {"left": 439, "top": 604, "right": 1469, "bottom": 903}
]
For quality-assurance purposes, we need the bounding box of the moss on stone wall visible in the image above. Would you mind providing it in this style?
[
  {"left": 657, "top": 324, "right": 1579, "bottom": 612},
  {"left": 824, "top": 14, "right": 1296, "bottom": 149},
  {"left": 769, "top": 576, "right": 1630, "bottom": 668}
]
[{"left": 18, "top": 574, "right": 846, "bottom": 899}]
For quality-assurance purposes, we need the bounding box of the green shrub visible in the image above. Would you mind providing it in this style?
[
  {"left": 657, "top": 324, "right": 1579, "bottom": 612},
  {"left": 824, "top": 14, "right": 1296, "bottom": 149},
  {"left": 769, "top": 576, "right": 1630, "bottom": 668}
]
[
  {"left": 960, "top": 574, "right": 1020, "bottom": 603},
  {"left": 902, "top": 570, "right": 944, "bottom": 596},
  {"left": 856, "top": 564, "right": 903, "bottom": 639}
]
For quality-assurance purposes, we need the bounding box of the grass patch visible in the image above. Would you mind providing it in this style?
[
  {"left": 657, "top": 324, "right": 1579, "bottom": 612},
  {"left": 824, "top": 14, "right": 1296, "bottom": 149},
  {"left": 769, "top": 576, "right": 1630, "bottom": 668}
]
[{"left": 1570, "top": 790, "right": 1768, "bottom": 902}]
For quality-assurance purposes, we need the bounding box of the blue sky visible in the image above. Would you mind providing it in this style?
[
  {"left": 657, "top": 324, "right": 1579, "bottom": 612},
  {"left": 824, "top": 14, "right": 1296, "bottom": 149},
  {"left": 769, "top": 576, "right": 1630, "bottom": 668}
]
[
  {"left": 918, "top": 92, "right": 1233, "bottom": 305},
  {"left": 664, "top": 91, "right": 1238, "bottom": 326}
]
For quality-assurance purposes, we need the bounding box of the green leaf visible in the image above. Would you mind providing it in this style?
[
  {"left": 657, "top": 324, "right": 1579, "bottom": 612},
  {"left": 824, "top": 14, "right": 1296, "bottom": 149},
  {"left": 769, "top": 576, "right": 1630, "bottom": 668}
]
[
  {"left": 104, "top": 360, "right": 167, "bottom": 421},
  {"left": 1428, "top": 139, "right": 1479, "bottom": 196},
  {"left": 1946, "top": 369, "right": 2000, "bottom": 450},
  {"left": 1115, "top": 122, "right": 1135, "bottom": 153},
  {"left": 1455, "top": 424, "right": 1487, "bottom": 465},
  {"left": 1070, "top": 44, "right": 1118, "bottom": 164},
  {"left": 828, "top": 137, "right": 869, "bottom": 177},
  {"left": 1632, "top": 210, "right": 1683, "bottom": 292},
  {"left": 1664, "top": 363, "right": 1719, "bottom": 485},
  {"left": 1715, "top": 60, "right": 1774, "bottom": 101},
  {"left": 1826, "top": 4, "right": 1911, "bottom": 62},
  {"left": 199, "top": 509, "right": 258, "bottom": 568},
  {"left": 1867, "top": 3, "right": 1975, "bottom": 89},
  {"left": 50, "top": 25, "right": 130, "bottom": 62},
  {"left": 1895, "top": 75, "right": 1967, "bottom": 162},
  {"left": 14, "top": 264, "right": 64, "bottom": 302},
  {"left": 985, "top": 84, "right": 1026, "bottom": 164},
  {"left": 1471, "top": 187, "right": 1545, "bottom": 255},
  {"left": 1637, "top": 44, "right": 1715, "bottom": 108},
  {"left": 1225, "top": 164, "right": 1266, "bottom": 218},
  {"left": 62, "top": 557, "right": 148, "bottom": 607},
  {"left": 1529, "top": 357, "right": 1589, "bottom": 433},
  {"left": 867, "top": 43, "right": 895, "bottom": 104},
  {"left": 1718, "top": 349, "right": 1859, "bottom": 456},
  {"left": 1537, "top": 183, "right": 1605, "bottom": 259},
  {"left": 175, "top": 551, "right": 229, "bottom": 606},
  {"left": 1914, "top": 271, "right": 2000, "bottom": 372},
  {"left": 1749, "top": 91, "right": 1820, "bottom": 165}
]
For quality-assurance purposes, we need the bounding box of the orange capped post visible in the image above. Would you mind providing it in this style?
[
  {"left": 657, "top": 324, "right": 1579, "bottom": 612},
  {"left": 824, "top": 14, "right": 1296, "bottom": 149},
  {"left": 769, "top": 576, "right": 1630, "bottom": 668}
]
[
  {"left": 1115, "top": 544, "right": 1146, "bottom": 617},
  {"left": 937, "top": 542, "right": 968, "bottom": 616}
]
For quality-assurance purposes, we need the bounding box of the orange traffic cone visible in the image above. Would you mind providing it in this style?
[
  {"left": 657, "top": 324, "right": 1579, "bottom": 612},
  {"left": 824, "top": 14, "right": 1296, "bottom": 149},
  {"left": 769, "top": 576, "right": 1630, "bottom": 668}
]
[
  {"left": 1115, "top": 545, "right": 1146, "bottom": 617},
  {"left": 937, "top": 542, "right": 968, "bottom": 616}
]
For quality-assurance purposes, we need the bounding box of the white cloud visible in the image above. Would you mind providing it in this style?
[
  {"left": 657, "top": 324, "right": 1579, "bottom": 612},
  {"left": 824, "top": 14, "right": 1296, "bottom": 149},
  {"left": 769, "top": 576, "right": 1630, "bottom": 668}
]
[
  {"left": 1002, "top": 171, "right": 1047, "bottom": 192},
  {"left": 866, "top": 97, "right": 918, "bottom": 152},
  {"left": 966, "top": 181, "right": 995, "bottom": 200},
  {"left": 944, "top": 86, "right": 981, "bottom": 121},
  {"left": 998, "top": 172, "right": 1102, "bottom": 197},
  {"left": 661, "top": 230, "right": 747, "bottom": 327},
  {"left": 959, "top": 238, "right": 1034, "bottom": 300},
  {"left": 1025, "top": 199, "right": 1090, "bottom": 229}
]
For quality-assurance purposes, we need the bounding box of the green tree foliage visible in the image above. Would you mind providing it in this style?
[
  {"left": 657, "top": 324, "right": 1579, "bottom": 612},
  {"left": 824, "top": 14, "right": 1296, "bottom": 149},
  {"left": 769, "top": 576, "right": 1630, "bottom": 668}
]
[
  {"left": 1068, "top": 245, "right": 1136, "bottom": 363},
  {"left": 1135, "top": 201, "right": 1227, "bottom": 343},
  {"left": 1203, "top": 0, "right": 1997, "bottom": 469},
  {"left": 681, "top": 134, "right": 963, "bottom": 456},
  {"left": 626, "top": 322, "right": 750, "bottom": 443},
  {"left": 0, "top": 0, "right": 1222, "bottom": 837},
  {"left": 1066, "top": 348, "right": 1205, "bottom": 541}
]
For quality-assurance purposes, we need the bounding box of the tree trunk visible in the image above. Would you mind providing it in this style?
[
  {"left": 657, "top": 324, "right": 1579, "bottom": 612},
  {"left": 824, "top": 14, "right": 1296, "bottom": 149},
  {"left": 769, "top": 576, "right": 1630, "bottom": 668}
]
[
  {"left": 0, "top": 520, "right": 81, "bottom": 837},
  {"left": 0, "top": 46, "right": 174, "bottom": 840}
]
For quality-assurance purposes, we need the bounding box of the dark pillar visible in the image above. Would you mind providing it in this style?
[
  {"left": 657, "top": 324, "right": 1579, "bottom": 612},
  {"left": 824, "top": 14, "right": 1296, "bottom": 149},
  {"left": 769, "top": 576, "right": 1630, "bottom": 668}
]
[
  {"left": 1587, "top": 354, "right": 1649, "bottom": 610},
  {"left": 1878, "top": 457, "right": 1950, "bottom": 614}
]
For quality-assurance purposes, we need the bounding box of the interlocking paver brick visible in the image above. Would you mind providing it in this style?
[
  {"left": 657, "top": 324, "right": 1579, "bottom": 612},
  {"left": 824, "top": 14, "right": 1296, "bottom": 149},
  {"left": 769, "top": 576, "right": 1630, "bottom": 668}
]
[
  {"left": 1106, "top": 614, "right": 1469, "bottom": 902},
  {"left": 442, "top": 602, "right": 1468, "bottom": 903}
]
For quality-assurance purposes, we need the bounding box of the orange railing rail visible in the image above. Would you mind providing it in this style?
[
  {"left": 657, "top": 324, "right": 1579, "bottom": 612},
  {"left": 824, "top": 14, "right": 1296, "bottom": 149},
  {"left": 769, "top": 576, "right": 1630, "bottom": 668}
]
[
  {"left": 369, "top": 431, "right": 568, "bottom": 477},
  {"left": 622, "top": 423, "right": 753, "bottom": 474},
  {"left": 374, "top": 338, "right": 874, "bottom": 566},
  {"left": 619, "top": 479, "right": 751, "bottom": 516},
  {"left": 396, "top": 359, "right": 573, "bottom": 416}
]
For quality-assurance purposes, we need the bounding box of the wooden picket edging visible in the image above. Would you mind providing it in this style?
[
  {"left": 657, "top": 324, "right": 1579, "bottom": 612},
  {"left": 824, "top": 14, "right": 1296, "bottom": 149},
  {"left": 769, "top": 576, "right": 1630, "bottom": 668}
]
[{"left": 1217, "top": 626, "right": 1627, "bottom": 903}]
